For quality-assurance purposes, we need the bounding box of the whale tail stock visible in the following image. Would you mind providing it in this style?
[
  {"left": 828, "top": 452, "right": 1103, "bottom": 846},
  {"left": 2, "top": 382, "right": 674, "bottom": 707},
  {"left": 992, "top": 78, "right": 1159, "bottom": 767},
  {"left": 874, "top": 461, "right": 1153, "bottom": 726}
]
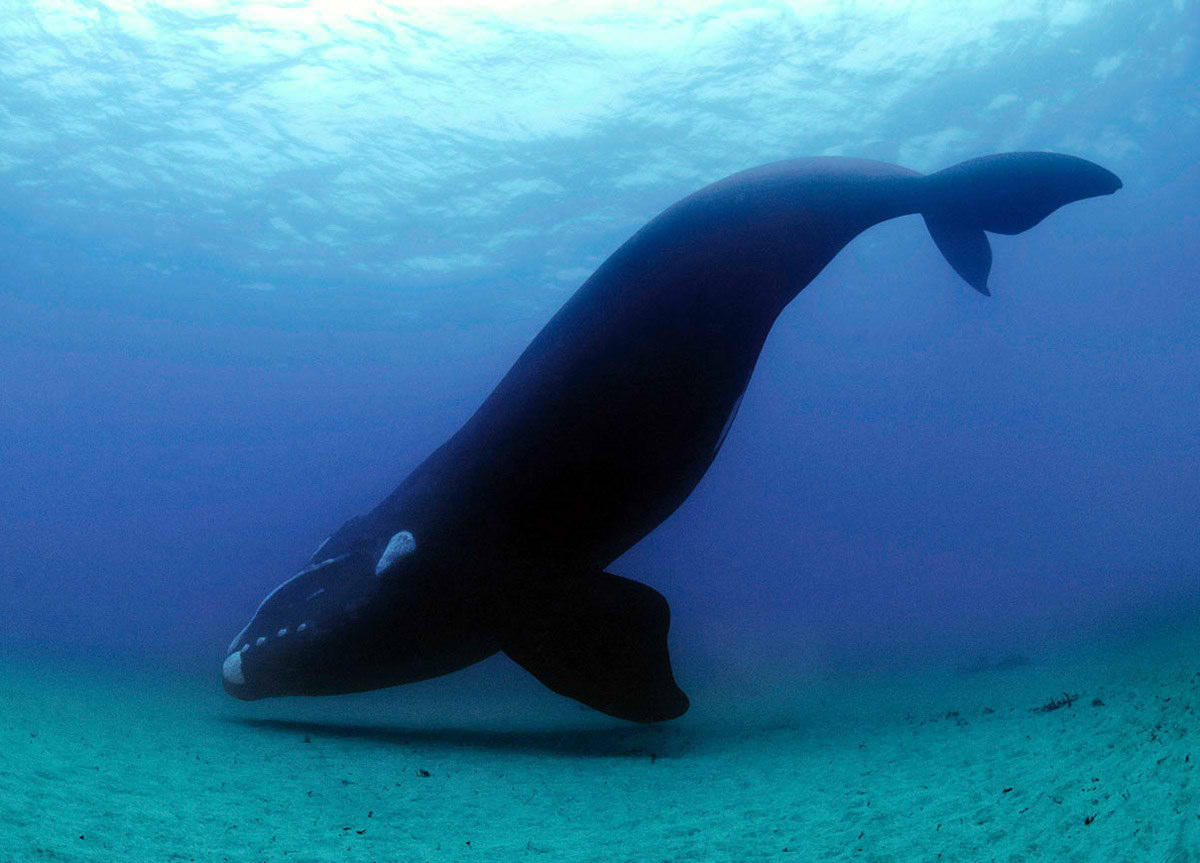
[
  {"left": 920, "top": 152, "right": 1122, "bottom": 296},
  {"left": 498, "top": 571, "right": 690, "bottom": 723}
]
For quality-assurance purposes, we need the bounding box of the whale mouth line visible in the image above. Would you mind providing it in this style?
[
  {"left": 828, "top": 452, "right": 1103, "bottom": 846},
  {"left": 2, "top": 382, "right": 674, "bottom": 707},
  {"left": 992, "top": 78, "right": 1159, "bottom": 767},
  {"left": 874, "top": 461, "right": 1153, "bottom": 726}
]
[{"left": 225, "top": 554, "right": 351, "bottom": 656}]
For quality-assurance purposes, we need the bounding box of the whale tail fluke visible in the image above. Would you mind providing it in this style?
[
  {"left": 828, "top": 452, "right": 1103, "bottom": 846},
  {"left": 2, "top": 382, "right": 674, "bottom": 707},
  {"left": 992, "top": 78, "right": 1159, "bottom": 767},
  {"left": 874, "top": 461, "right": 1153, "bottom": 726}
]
[
  {"left": 500, "top": 570, "right": 690, "bottom": 723},
  {"left": 922, "top": 152, "right": 1122, "bottom": 295}
]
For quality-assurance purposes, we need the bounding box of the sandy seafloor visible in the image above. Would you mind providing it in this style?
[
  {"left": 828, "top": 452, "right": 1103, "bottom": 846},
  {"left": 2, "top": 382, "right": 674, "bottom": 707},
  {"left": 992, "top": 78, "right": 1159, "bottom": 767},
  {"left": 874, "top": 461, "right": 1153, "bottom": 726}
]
[{"left": 3, "top": 615, "right": 1199, "bottom": 863}]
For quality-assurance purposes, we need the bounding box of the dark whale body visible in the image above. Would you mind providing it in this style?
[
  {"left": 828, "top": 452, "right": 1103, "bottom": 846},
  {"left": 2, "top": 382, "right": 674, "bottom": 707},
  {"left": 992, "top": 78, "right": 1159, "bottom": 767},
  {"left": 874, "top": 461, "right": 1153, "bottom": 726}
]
[{"left": 223, "top": 153, "right": 1121, "bottom": 722}]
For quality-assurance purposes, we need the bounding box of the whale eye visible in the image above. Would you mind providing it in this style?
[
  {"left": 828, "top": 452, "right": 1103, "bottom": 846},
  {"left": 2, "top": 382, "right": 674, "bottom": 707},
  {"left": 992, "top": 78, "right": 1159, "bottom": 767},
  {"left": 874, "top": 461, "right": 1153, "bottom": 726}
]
[{"left": 376, "top": 530, "right": 416, "bottom": 576}]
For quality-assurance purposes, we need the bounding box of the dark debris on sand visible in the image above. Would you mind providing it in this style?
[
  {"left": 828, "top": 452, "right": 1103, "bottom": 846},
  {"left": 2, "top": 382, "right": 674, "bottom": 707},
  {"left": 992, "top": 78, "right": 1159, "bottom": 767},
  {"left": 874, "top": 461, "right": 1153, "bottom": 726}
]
[{"left": 1030, "top": 692, "right": 1080, "bottom": 713}]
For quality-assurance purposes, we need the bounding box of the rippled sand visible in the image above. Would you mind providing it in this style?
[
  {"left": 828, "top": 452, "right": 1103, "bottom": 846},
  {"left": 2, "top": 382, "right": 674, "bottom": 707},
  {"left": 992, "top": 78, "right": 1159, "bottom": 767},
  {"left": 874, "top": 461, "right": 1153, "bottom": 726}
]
[{"left": 3, "top": 620, "right": 1197, "bottom": 862}]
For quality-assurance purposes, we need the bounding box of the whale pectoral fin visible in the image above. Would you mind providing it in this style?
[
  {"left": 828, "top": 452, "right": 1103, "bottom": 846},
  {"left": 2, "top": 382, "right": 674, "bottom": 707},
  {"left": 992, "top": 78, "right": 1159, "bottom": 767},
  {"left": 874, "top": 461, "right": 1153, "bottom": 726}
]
[
  {"left": 923, "top": 215, "right": 993, "bottom": 296},
  {"left": 501, "top": 571, "right": 689, "bottom": 723}
]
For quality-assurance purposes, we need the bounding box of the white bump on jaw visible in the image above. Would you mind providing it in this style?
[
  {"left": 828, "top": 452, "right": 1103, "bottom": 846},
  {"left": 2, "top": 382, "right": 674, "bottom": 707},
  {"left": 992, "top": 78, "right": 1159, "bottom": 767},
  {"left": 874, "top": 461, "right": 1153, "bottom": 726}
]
[
  {"left": 256, "top": 636, "right": 267, "bottom": 646},
  {"left": 241, "top": 643, "right": 249, "bottom": 653},
  {"left": 277, "top": 628, "right": 288, "bottom": 637},
  {"left": 375, "top": 530, "right": 416, "bottom": 576},
  {"left": 222, "top": 651, "right": 245, "bottom": 686},
  {"left": 297, "top": 622, "right": 308, "bottom": 632}
]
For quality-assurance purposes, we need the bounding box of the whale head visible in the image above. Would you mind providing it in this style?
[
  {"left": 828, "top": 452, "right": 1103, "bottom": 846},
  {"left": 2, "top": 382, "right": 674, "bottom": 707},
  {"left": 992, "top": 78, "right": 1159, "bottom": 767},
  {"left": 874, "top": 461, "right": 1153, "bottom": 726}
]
[
  {"left": 221, "top": 530, "right": 496, "bottom": 700},
  {"left": 221, "top": 546, "right": 389, "bottom": 700}
]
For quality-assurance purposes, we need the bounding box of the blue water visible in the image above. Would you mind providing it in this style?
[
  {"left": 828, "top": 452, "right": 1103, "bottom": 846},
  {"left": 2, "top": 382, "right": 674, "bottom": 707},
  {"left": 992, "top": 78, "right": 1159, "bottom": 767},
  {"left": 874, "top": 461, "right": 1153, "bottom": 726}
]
[{"left": 2, "top": 0, "right": 1197, "bottom": 719}]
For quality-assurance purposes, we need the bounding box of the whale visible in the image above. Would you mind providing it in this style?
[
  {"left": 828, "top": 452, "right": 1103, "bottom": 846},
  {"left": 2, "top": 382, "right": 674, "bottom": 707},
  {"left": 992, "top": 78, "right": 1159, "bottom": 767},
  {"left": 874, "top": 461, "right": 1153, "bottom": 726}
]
[{"left": 222, "top": 152, "right": 1121, "bottom": 722}]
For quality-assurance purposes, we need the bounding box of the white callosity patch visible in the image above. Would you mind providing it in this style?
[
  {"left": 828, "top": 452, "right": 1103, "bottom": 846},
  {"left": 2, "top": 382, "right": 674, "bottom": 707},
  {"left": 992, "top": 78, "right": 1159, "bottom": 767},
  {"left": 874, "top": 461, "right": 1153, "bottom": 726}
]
[
  {"left": 222, "top": 651, "right": 245, "bottom": 686},
  {"left": 375, "top": 531, "right": 417, "bottom": 576},
  {"left": 233, "top": 622, "right": 309, "bottom": 661}
]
